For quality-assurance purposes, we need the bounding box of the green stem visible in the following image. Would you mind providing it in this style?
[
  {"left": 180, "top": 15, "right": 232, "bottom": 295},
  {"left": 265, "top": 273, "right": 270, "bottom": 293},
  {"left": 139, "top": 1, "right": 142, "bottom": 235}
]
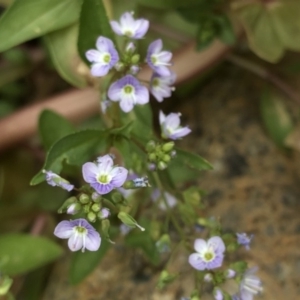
[{"left": 152, "top": 171, "right": 186, "bottom": 242}]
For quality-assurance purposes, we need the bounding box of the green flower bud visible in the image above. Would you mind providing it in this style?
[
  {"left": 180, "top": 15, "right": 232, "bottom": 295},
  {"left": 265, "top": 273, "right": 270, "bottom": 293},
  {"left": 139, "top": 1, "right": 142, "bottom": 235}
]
[
  {"left": 87, "top": 211, "right": 96, "bottom": 222},
  {"left": 162, "top": 141, "right": 175, "bottom": 152},
  {"left": 118, "top": 212, "right": 145, "bottom": 231},
  {"left": 83, "top": 204, "right": 90, "bottom": 213},
  {"left": 162, "top": 154, "right": 171, "bottom": 163},
  {"left": 91, "top": 203, "right": 101, "bottom": 212},
  {"left": 131, "top": 54, "right": 140, "bottom": 64},
  {"left": 146, "top": 140, "right": 156, "bottom": 152},
  {"left": 148, "top": 153, "right": 157, "bottom": 162},
  {"left": 79, "top": 193, "right": 90, "bottom": 204},
  {"left": 157, "top": 161, "right": 167, "bottom": 170},
  {"left": 157, "top": 270, "right": 177, "bottom": 289}
]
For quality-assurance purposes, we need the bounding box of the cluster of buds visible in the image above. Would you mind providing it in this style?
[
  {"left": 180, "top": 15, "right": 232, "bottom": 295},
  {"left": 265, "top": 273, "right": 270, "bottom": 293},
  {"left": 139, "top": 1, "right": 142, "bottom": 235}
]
[{"left": 146, "top": 140, "right": 176, "bottom": 170}]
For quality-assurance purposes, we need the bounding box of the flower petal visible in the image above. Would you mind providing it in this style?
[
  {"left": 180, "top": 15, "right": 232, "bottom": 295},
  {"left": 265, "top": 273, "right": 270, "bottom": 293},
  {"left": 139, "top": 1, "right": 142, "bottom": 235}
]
[
  {"left": 208, "top": 236, "right": 225, "bottom": 254},
  {"left": 120, "top": 98, "right": 134, "bottom": 113},
  {"left": 110, "top": 167, "right": 128, "bottom": 187},
  {"left": 90, "top": 63, "right": 110, "bottom": 77},
  {"left": 85, "top": 230, "right": 101, "bottom": 251},
  {"left": 68, "top": 233, "right": 83, "bottom": 252},
  {"left": 108, "top": 81, "right": 122, "bottom": 101},
  {"left": 194, "top": 238, "right": 207, "bottom": 253},
  {"left": 85, "top": 49, "right": 102, "bottom": 63},
  {"left": 159, "top": 110, "right": 166, "bottom": 124},
  {"left": 189, "top": 253, "right": 206, "bottom": 270},
  {"left": 54, "top": 221, "right": 74, "bottom": 239},
  {"left": 82, "top": 162, "right": 99, "bottom": 184},
  {"left": 110, "top": 20, "right": 123, "bottom": 35},
  {"left": 136, "top": 85, "right": 149, "bottom": 104}
]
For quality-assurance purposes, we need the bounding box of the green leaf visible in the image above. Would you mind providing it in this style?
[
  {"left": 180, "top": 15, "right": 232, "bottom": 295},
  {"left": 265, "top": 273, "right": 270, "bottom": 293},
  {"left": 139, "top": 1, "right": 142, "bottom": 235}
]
[
  {"left": 69, "top": 238, "right": 111, "bottom": 284},
  {"left": 196, "top": 18, "right": 217, "bottom": 50},
  {"left": 38, "top": 110, "right": 75, "bottom": 151},
  {"left": 175, "top": 148, "right": 213, "bottom": 171},
  {"left": 44, "top": 23, "right": 87, "bottom": 88},
  {"left": 78, "top": 0, "right": 116, "bottom": 63},
  {"left": 137, "top": 0, "right": 202, "bottom": 9},
  {"left": 132, "top": 104, "right": 153, "bottom": 141},
  {"left": 0, "top": 234, "right": 63, "bottom": 276},
  {"left": 30, "top": 129, "right": 108, "bottom": 185},
  {"left": 260, "top": 90, "right": 294, "bottom": 147},
  {"left": 215, "top": 15, "right": 236, "bottom": 45},
  {"left": 0, "top": 0, "right": 83, "bottom": 52}
]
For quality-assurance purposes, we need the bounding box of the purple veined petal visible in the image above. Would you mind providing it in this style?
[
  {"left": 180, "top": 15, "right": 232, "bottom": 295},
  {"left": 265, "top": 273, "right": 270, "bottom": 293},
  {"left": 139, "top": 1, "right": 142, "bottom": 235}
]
[
  {"left": 206, "top": 254, "right": 224, "bottom": 270},
  {"left": 135, "top": 85, "right": 149, "bottom": 105},
  {"left": 91, "top": 182, "right": 114, "bottom": 195},
  {"left": 110, "top": 167, "right": 128, "bottom": 187},
  {"left": 189, "top": 253, "right": 207, "bottom": 270},
  {"left": 120, "top": 98, "right": 135, "bottom": 113},
  {"left": 90, "top": 63, "right": 110, "bottom": 77},
  {"left": 194, "top": 238, "right": 207, "bottom": 253},
  {"left": 159, "top": 110, "right": 166, "bottom": 124},
  {"left": 166, "top": 113, "right": 181, "bottom": 129},
  {"left": 120, "top": 12, "right": 135, "bottom": 28},
  {"left": 96, "top": 36, "right": 114, "bottom": 53},
  {"left": 54, "top": 221, "right": 74, "bottom": 239},
  {"left": 109, "top": 48, "right": 119, "bottom": 67},
  {"left": 68, "top": 233, "right": 84, "bottom": 252},
  {"left": 110, "top": 20, "right": 123, "bottom": 35},
  {"left": 134, "top": 19, "right": 149, "bottom": 38},
  {"left": 157, "top": 51, "right": 172, "bottom": 63},
  {"left": 208, "top": 236, "right": 226, "bottom": 254},
  {"left": 97, "top": 154, "right": 113, "bottom": 173},
  {"left": 85, "top": 49, "right": 102, "bottom": 63},
  {"left": 169, "top": 127, "right": 191, "bottom": 140},
  {"left": 148, "top": 39, "right": 163, "bottom": 55},
  {"left": 108, "top": 81, "right": 122, "bottom": 101},
  {"left": 155, "top": 65, "right": 171, "bottom": 77},
  {"left": 82, "top": 162, "right": 99, "bottom": 184},
  {"left": 85, "top": 230, "right": 101, "bottom": 251}
]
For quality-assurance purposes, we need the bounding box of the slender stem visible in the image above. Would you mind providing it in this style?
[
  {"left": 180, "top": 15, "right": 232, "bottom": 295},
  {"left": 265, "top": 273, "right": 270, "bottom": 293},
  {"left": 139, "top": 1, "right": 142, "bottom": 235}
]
[
  {"left": 152, "top": 171, "right": 186, "bottom": 241},
  {"left": 227, "top": 53, "right": 300, "bottom": 104}
]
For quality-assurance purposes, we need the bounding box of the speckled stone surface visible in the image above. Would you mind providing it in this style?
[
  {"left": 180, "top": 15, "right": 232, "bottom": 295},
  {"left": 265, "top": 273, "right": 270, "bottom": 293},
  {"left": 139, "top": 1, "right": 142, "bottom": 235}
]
[{"left": 43, "top": 68, "right": 300, "bottom": 300}]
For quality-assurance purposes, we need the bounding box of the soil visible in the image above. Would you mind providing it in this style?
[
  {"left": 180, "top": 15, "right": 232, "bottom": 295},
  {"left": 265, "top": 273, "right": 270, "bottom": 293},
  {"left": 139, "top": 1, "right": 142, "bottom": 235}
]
[{"left": 43, "top": 65, "right": 300, "bottom": 300}]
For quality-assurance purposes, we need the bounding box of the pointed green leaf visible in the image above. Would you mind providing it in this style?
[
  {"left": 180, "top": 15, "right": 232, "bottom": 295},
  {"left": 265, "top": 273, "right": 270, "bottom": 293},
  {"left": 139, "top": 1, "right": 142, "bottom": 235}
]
[
  {"left": 175, "top": 148, "right": 213, "bottom": 171},
  {"left": 260, "top": 90, "right": 294, "bottom": 147},
  {"left": 39, "top": 110, "right": 75, "bottom": 151},
  {"left": 78, "top": 0, "right": 116, "bottom": 63},
  {"left": 0, "top": 234, "right": 63, "bottom": 276},
  {"left": 44, "top": 24, "right": 87, "bottom": 88},
  {"left": 0, "top": 0, "right": 83, "bottom": 52},
  {"left": 30, "top": 129, "right": 108, "bottom": 185}
]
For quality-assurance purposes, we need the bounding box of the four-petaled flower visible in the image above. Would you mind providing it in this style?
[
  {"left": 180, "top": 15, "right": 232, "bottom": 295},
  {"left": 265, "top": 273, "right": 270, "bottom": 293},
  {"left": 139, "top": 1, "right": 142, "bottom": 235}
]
[
  {"left": 108, "top": 75, "right": 149, "bottom": 112},
  {"left": 239, "top": 267, "right": 263, "bottom": 300},
  {"left": 159, "top": 110, "right": 191, "bottom": 140},
  {"left": 54, "top": 219, "right": 101, "bottom": 252},
  {"left": 110, "top": 12, "right": 149, "bottom": 39},
  {"left": 82, "top": 154, "right": 128, "bottom": 194},
  {"left": 188, "top": 236, "right": 225, "bottom": 270},
  {"left": 236, "top": 233, "right": 253, "bottom": 250},
  {"left": 150, "top": 71, "right": 176, "bottom": 102},
  {"left": 85, "top": 36, "right": 119, "bottom": 77},
  {"left": 43, "top": 170, "right": 74, "bottom": 192},
  {"left": 146, "top": 39, "right": 172, "bottom": 77}
]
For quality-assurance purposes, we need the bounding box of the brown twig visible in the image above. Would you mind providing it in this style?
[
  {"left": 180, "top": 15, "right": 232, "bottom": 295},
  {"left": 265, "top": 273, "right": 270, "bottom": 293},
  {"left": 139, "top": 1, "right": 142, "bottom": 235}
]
[
  {"left": 0, "top": 39, "right": 232, "bottom": 151},
  {"left": 226, "top": 53, "right": 300, "bottom": 104}
]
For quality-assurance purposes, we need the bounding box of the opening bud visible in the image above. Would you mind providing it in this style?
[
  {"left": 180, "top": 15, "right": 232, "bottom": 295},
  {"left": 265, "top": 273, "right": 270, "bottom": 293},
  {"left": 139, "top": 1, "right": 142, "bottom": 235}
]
[
  {"left": 204, "top": 273, "right": 213, "bottom": 282},
  {"left": 92, "top": 192, "right": 101, "bottom": 202},
  {"left": 130, "top": 65, "right": 139, "bottom": 75},
  {"left": 98, "top": 208, "right": 110, "bottom": 219},
  {"left": 66, "top": 202, "right": 81, "bottom": 215},
  {"left": 146, "top": 140, "right": 156, "bottom": 152},
  {"left": 125, "top": 42, "right": 136, "bottom": 53},
  {"left": 225, "top": 269, "right": 236, "bottom": 278},
  {"left": 114, "top": 61, "right": 125, "bottom": 71},
  {"left": 118, "top": 212, "right": 145, "bottom": 231},
  {"left": 58, "top": 196, "right": 77, "bottom": 214}
]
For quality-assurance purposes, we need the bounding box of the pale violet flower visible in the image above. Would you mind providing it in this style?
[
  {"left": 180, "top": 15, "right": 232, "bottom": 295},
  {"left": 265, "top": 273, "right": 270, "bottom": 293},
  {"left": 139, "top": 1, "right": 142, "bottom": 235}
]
[
  {"left": 236, "top": 233, "right": 253, "bottom": 250},
  {"left": 151, "top": 189, "right": 177, "bottom": 210},
  {"left": 214, "top": 288, "right": 223, "bottom": 300},
  {"left": 159, "top": 110, "right": 191, "bottom": 140},
  {"left": 54, "top": 219, "right": 101, "bottom": 252},
  {"left": 110, "top": 12, "right": 149, "bottom": 39},
  {"left": 108, "top": 75, "right": 149, "bottom": 112},
  {"left": 85, "top": 36, "right": 119, "bottom": 77},
  {"left": 146, "top": 39, "right": 172, "bottom": 77},
  {"left": 150, "top": 71, "right": 176, "bottom": 102},
  {"left": 188, "top": 236, "right": 225, "bottom": 270},
  {"left": 43, "top": 170, "right": 74, "bottom": 192},
  {"left": 82, "top": 154, "right": 128, "bottom": 194},
  {"left": 239, "top": 267, "right": 263, "bottom": 300}
]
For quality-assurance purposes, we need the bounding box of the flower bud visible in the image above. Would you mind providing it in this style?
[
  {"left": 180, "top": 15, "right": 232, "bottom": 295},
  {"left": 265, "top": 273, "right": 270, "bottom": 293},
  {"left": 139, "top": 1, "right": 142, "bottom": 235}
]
[
  {"left": 125, "top": 42, "right": 136, "bottom": 53},
  {"left": 114, "top": 61, "right": 125, "bottom": 71},
  {"left": 83, "top": 204, "right": 90, "bottom": 213},
  {"left": 162, "top": 154, "right": 171, "bottom": 163},
  {"left": 157, "top": 270, "right": 177, "bottom": 289},
  {"left": 157, "top": 161, "right": 167, "bottom": 170},
  {"left": 91, "top": 203, "right": 101, "bottom": 212},
  {"left": 225, "top": 269, "right": 236, "bottom": 278},
  {"left": 148, "top": 153, "right": 157, "bottom": 162},
  {"left": 170, "top": 150, "right": 176, "bottom": 158},
  {"left": 213, "top": 288, "right": 223, "bottom": 300},
  {"left": 66, "top": 202, "right": 81, "bottom": 215},
  {"left": 204, "top": 273, "right": 213, "bottom": 282},
  {"left": 98, "top": 208, "right": 110, "bottom": 219},
  {"left": 101, "top": 219, "right": 110, "bottom": 237},
  {"left": 58, "top": 196, "right": 77, "bottom": 214},
  {"left": 130, "top": 65, "right": 139, "bottom": 75},
  {"left": 162, "top": 141, "right": 174, "bottom": 152},
  {"left": 79, "top": 193, "right": 90, "bottom": 204},
  {"left": 148, "top": 163, "right": 156, "bottom": 171},
  {"left": 123, "top": 177, "right": 150, "bottom": 189},
  {"left": 131, "top": 54, "right": 140, "bottom": 64},
  {"left": 146, "top": 140, "right": 156, "bottom": 152},
  {"left": 87, "top": 211, "right": 96, "bottom": 222},
  {"left": 92, "top": 192, "right": 101, "bottom": 202},
  {"left": 118, "top": 212, "right": 145, "bottom": 231}
]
